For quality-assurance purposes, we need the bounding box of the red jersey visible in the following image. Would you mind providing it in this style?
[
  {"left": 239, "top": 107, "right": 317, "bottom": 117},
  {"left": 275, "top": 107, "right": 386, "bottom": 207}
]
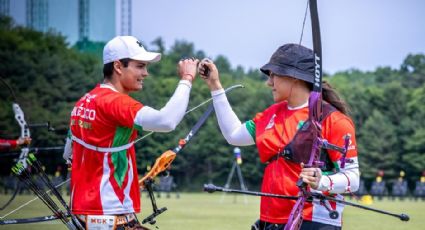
[
  {"left": 246, "top": 101, "right": 357, "bottom": 225},
  {"left": 69, "top": 84, "right": 143, "bottom": 215}
]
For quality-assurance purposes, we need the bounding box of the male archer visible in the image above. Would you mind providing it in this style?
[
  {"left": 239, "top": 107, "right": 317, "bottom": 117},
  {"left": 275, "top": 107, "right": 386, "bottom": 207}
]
[{"left": 63, "top": 36, "right": 199, "bottom": 229}]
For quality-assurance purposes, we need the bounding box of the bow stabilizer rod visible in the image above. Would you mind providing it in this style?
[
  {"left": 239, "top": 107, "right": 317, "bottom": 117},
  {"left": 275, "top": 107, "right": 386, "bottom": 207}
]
[
  {"left": 204, "top": 184, "right": 410, "bottom": 222},
  {"left": 204, "top": 184, "right": 299, "bottom": 200}
]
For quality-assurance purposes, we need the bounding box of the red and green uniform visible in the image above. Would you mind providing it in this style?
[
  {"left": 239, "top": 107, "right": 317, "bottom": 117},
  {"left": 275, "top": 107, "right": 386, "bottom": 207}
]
[
  {"left": 69, "top": 85, "right": 143, "bottom": 215},
  {"left": 246, "top": 101, "right": 357, "bottom": 226}
]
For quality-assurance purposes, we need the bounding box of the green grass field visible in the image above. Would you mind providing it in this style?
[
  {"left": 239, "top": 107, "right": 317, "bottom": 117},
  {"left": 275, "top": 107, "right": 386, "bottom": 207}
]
[{"left": 0, "top": 193, "right": 423, "bottom": 229}]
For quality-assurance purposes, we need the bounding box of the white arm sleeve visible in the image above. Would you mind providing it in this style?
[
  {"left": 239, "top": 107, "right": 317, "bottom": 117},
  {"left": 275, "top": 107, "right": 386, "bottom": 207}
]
[
  {"left": 316, "top": 157, "right": 360, "bottom": 194},
  {"left": 211, "top": 89, "right": 255, "bottom": 146},
  {"left": 134, "top": 80, "right": 191, "bottom": 132},
  {"left": 63, "top": 134, "right": 72, "bottom": 164}
]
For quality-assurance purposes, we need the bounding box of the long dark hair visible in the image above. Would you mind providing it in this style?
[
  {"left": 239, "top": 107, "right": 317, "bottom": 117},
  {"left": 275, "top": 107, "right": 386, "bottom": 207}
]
[{"left": 321, "top": 81, "right": 350, "bottom": 115}]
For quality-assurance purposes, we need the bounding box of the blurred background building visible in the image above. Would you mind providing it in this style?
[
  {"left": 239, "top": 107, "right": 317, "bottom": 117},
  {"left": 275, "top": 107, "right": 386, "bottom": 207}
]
[{"left": 0, "top": 0, "right": 132, "bottom": 44}]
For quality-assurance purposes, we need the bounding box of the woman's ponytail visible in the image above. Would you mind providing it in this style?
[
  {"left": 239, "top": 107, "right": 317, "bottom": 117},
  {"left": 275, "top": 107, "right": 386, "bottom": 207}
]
[{"left": 322, "top": 81, "right": 350, "bottom": 116}]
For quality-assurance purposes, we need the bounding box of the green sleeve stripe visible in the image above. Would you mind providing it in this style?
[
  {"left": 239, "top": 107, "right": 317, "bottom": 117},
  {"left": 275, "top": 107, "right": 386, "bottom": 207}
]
[
  {"left": 322, "top": 162, "right": 341, "bottom": 175},
  {"left": 245, "top": 120, "right": 256, "bottom": 141},
  {"left": 333, "top": 161, "right": 340, "bottom": 171},
  {"left": 134, "top": 124, "right": 143, "bottom": 132},
  {"left": 322, "top": 171, "right": 333, "bottom": 176}
]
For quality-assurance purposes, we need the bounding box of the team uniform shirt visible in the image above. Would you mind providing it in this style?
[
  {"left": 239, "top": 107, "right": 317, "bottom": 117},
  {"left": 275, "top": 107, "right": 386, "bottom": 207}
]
[
  {"left": 69, "top": 84, "right": 143, "bottom": 215},
  {"left": 245, "top": 101, "right": 357, "bottom": 226},
  {"left": 0, "top": 139, "right": 17, "bottom": 151}
]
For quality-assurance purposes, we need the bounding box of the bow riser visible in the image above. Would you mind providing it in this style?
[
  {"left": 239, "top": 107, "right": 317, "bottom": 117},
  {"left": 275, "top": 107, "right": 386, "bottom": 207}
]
[
  {"left": 286, "top": 0, "right": 323, "bottom": 229},
  {"left": 12, "top": 103, "right": 31, "bottom": 169},
  {"left": 285, "top": 198, "right": 305, "bottom": 230},
  {"left": 313, "top": 54, "right": 321, "bottom": 90},
  {"left": 12, "top": 103, "right": 30, "bottom": 139}
]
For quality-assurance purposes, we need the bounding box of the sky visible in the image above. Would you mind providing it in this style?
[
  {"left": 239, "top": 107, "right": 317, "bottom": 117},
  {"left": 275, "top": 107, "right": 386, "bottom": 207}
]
[
  {"left": 132, "top": 0, "right": 425, "bottom": 74},
  {"left": 6, "top": 0, "right": 425, "bottom": 74}
]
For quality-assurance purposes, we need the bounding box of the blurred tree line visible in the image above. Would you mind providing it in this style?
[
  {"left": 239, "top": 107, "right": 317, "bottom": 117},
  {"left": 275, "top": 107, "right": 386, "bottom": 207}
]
[{"left": 0, "top": 16, "right": 424, "bottom": 191}]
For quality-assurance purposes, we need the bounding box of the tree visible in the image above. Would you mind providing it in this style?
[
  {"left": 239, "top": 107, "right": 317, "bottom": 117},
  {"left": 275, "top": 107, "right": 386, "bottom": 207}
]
[
  {"left": 400, "top": 54, "right": 425, "bottom": 88},
  {"left": 1, "top": 14, "right": 424, "bottom": 189},
  {"left": 358, "top": 110, "right": 398, "bottom": 179}
]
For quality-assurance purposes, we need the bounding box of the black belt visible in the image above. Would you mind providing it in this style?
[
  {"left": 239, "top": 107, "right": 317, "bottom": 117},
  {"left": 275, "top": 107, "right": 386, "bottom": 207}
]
[
  {"left": 253, "top": 220, "right": 341, "bottom": 230},
  {"left": 252, "top": 220, "right": 284, "bottom": 230},
  {"left": 115, "top": 219, "right": 141, "bottom": 230}
]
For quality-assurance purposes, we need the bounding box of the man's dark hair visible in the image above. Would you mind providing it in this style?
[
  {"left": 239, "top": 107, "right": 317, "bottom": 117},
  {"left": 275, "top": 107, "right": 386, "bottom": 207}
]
[{"left": 103, "top": 58, "right": 131, "bottom": 80}]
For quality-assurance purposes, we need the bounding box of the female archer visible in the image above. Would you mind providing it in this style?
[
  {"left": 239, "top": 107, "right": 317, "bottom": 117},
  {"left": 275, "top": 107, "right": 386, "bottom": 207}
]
[{"left": 199, "top": 44, "right": 360, "bottom": 230}]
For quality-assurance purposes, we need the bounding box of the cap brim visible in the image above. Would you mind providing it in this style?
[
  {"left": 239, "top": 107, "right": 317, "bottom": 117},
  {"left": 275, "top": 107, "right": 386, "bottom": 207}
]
[
  {"left": 260, "top": 63, "right": 314, "bottom": 83},
  {"left": 131, "top": 51, "right": 161, "bottom": 63}
]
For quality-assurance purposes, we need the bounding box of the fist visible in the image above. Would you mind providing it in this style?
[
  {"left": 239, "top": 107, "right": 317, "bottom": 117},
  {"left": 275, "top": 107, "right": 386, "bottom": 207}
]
[
  {"left": 178, "top": 58, "right": 199, "bottom": 82},
  {"left": 299, "top": 163, "right": 322, "bottom": 190},
  {"left": 17, "top": 137, "right": 31, "bottom": 146}
]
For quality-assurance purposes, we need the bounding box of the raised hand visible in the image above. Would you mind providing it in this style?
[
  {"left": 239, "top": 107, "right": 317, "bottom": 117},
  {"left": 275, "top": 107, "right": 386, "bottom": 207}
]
[
  {"left": 198, "top": 58, "right": 223, "bottom": 91},
  {"left": 178, "top": 58, "right": 199, "bottom": 82}
]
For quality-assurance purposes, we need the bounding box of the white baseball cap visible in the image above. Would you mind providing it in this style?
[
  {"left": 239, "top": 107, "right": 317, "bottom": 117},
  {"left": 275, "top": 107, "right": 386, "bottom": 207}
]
[{"left": 103, "top": 36, "right": 161, "bottom": 64}]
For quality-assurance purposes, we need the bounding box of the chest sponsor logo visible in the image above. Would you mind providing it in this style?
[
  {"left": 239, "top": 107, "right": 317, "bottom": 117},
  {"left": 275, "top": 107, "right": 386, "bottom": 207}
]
[
  {"left": 82, "top": 93, "right": 97, "bottom": 103},
  {"left": 265, "top": 114, "right": 276, "bottom": 130}
]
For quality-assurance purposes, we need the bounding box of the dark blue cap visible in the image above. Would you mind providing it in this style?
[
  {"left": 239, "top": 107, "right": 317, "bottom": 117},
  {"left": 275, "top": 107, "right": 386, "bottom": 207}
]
[{"left": 260, "top": 44, "right": 315, "bottom": 83}]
